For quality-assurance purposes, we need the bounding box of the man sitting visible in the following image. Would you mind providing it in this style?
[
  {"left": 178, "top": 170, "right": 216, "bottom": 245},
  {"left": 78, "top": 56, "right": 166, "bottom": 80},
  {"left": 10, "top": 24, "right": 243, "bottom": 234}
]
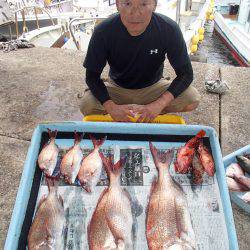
[{"left": 79, "top": 0, "right": 200, "bottom": 122}]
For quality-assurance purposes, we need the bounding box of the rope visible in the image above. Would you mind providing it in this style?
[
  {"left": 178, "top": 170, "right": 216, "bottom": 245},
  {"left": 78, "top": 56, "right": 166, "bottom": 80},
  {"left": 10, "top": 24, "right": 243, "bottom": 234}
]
[{"left": 0, "top": 39, "right": 35, "bottom": 53}]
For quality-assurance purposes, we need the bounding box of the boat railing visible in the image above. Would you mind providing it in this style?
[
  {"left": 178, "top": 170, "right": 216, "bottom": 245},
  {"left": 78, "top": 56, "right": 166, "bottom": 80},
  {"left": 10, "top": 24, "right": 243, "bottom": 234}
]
[
  {"left": 45, "top": 0, "right": 73, "bottom": 13},
  {"left": 14, "top": 6, "right": 56, "bottom": 38},
  {"left": 69, "top": 17, "right": 106, "bottom": 50}
]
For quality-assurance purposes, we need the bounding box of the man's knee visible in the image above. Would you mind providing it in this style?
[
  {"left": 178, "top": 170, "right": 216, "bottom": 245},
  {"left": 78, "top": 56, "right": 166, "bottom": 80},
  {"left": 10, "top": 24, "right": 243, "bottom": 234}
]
[
  {"left": 79, "top": 90, "right": 105, "bottom": 115},
  {"left": 180, "top": 89, "right": 201, "bottom": 112},
  {"left": 182, "top": 100, "right": 200, "bottom": 112},
  {"left": 164, "top": 86, "right": 201, "bottom": 113}
]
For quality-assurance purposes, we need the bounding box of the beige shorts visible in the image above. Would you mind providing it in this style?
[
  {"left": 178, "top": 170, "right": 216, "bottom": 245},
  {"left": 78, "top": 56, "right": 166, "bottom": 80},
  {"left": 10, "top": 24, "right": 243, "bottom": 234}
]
[{"left": 79, "top": 78, "right": 200, "bottom": 115}]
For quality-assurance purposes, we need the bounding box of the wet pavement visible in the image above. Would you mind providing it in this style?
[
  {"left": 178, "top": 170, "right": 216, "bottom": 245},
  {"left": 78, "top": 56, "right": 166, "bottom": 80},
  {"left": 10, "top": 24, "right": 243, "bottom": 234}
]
[{"left": 0, "top": 47, "right": 249, "bottom": 249}]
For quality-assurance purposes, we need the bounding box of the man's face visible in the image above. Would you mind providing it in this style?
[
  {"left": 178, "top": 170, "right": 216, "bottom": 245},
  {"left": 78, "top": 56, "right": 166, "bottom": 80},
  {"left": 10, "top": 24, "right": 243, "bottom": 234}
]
[{"left": 116, "top": 0, "right": 156, "bottom": 36}]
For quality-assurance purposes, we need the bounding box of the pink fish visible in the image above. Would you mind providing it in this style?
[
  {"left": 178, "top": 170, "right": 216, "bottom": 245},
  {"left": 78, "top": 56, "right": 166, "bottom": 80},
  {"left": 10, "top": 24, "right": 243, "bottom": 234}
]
[
  {"left": 174, "top": 130, "right": 206, "bottom": 174},
  {"left": 226, "top": 163, "right": 244, "bottom": 178},
  {"left": 226, "top": 177, "right": 249, "bottom": 192},
  {"left": 38, "top": 129, "right": 59, "bottom": 176},
  {"left": 60, "top": 132, "right": 83, "bottom": 184},
  {"left": 77, "top": 135, "right": 106, "bottom": 192},
  {"left": 88, "top": 153, "right": 133, "bottom": 249},
  {"left": 233, "top": 173, "right": 250, "bottom": 190},
  {"left": 147, "top": 142, "right": 196, "bottom": 249},
  {"left": 28, "top": 177, "right": 65, "bottom": 249}
]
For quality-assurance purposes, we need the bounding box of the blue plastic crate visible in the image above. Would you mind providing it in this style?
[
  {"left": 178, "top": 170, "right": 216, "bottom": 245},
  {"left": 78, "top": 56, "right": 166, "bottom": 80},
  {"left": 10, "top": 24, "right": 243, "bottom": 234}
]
[
  {"left": 4, "top": 122, "right": 238, "bottom": 250},
  {"left": 223, "top": 144, "right": 250, "bottom": 214}
]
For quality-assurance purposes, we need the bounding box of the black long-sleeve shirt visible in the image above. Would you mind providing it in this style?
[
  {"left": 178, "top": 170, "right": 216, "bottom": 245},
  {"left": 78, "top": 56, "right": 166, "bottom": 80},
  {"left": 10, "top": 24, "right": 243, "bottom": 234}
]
[{"left": 84, "top": 13, "right": 193, "bottom": 105}]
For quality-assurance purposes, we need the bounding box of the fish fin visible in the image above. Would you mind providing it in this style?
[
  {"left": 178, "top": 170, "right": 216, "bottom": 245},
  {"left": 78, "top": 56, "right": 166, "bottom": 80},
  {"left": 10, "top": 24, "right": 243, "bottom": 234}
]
[
  {"left": 175, "top": 180, "right": 185, "bottom": 194},
  {"left": 96, "top": 187, "right": 109, "bottom": 206},
  {"left": 113, "top": 158, "right": 125, "bottom": 174},
  {"left": 99, "top": 152, "right": 125, "bottom": 176},
  {"left": 123, "top": 188, "right": 133, "bottom": 203},
  {"left": 82, "top": 184, "right": 92, "bottom": 193},
  {"left": 89, "top": 134, "right": 107, "bottom": 149},
  {"left": 47, "top": 128, "right": 57, "bottom": 139},
  {"left": 149, "top": 142, "right": 174, "bottom": 168},
  {"left": 149, "top": 142, "right": 158, "bottom": 165},
  {"left": 175, "top": 197, "right": 195, "bottom": 243},
  {"left": 164, "top": 149, "right": 175, "bottom": 165},
  {"left": 145, "top": 177, "right": 158, "bottom": 237},
  {"left": 99, "top": 152, "right": 113, "bottom": 172},
  {"left": 59, "top": 195, "right": 64, "bottom": 208},
  {"left": 150, "top": 177, "right": 158, "bottom": 194},
  {"left": 74, "top": 130, "right": 84, "bottom": 145}
]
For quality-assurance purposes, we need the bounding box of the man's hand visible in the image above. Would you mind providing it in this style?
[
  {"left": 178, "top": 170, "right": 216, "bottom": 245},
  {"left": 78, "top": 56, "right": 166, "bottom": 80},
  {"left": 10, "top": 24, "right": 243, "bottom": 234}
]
[
  {"left": 129, "top": 91, "right": 174, "bottom": 123},
  {"left": 103, "top": 100, "right": 135, "bottom": 122},
  {"left": 128, "top": 102, "right": 163, "bottom": 123}
]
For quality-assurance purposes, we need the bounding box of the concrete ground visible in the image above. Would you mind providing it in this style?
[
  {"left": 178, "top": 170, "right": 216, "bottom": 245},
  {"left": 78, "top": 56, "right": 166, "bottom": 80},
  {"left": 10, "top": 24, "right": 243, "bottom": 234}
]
[{"left": 0, "top": 47, "right": 249, "bottom": 249}]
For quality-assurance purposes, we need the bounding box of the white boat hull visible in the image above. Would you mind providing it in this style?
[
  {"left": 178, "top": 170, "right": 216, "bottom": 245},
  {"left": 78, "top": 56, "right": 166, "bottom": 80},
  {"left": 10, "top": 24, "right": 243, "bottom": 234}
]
[{"left": 214, "top": 11, "right": 250, "bottom": 67}]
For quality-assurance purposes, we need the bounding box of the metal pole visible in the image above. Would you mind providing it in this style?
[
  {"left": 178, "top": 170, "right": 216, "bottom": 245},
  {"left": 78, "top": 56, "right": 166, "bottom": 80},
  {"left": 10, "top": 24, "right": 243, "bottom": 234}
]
[
  {"left": 187, "top": 0, "right": 192, "bottom": 11},
  {"left": 34, "top": 7, "right": 40, "bottom": 29},
  {"left": 15, "top": 12, "right": 19, "bottom": 38},
  {"left": 9, "top": 24, "right": 12, "bottom": 40},
  {"left": 176, "top": 0, "right": 181, "bottom": 25}
]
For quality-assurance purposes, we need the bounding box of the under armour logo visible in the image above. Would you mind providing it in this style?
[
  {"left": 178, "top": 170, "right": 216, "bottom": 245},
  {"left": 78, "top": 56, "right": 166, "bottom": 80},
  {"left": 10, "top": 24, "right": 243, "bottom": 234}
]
[{"left": 150, "top": 49, "right": 158, "bottom": 54}]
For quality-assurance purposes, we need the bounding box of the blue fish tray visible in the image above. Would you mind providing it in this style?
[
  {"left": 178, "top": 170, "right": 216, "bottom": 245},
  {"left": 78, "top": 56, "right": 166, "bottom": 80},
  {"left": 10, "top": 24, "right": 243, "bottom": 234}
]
[
  {"left": 223, "top": 144, "right": 250, "bottom": 214},
  {"left": 4, "top": 122, "right": 238, "bottom": 250}
]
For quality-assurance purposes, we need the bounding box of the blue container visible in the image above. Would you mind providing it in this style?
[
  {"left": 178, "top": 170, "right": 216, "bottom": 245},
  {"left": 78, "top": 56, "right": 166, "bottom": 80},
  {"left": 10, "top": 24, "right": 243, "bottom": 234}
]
[
  {"left": 4, "top": 122, "right": 238, "bottom": 250},
  {"left": 223, "top": 144, "right": 250, "bottom": 214}
]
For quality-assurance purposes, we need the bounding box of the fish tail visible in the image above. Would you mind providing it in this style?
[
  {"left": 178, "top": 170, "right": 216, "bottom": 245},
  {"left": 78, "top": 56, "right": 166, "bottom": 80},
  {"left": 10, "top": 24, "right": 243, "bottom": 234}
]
[
  {"left": 89, "top": 134, "right": 106, "bottom": 149},
  {"left": 74, "top": 130, "right": 83, "bottom": 145},
  {"left": 46, "top": 176, "right": 60, "bottom": 193},
  {"left": 187, "top": 130, "right": 206, "bottom": 148},
  {"left": 149, "top": 142, "right": 174, "bottom": 169},
  {"left": 99, "top": 152, "right": 124, "bottom": 177},
  {"left": 196, "top": 129, "right": 206, "bottom": 138},
  {"left": 47, "top": 128, "right": 57, "bottom": 139}
]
